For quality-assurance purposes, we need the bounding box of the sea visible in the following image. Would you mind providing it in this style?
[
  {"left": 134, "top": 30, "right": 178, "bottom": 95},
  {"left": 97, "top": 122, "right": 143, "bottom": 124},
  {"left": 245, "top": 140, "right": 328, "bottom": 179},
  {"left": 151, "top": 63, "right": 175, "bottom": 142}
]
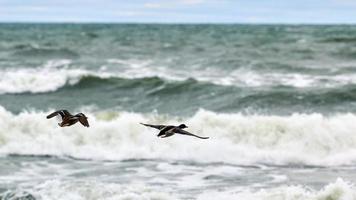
[{"left": 1, "top": 24, "right": 356, "bottom": 199}]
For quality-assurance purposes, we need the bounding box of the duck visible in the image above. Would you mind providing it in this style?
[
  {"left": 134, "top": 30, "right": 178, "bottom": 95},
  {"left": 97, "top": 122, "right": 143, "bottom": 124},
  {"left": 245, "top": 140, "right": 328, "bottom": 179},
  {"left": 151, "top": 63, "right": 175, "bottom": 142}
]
[
  {"left": 140, "top": 123, "right": 209, "bottom": 139},
  {"left": 46, "top": 110, "right": 89, "bottom": 127}
]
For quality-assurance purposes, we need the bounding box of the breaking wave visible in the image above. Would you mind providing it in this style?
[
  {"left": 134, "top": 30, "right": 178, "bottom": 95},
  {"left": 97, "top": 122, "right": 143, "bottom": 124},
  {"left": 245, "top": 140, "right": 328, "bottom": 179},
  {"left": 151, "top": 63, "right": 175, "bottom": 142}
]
[
  {"left": 1, "top": 106, "right": 356, "bottom": 166},
  {"left": 0, "top": 67, "right": 88, "bottom": 94},
  {"left": 4, "top": 62, "right": 356, "bottom": 94},
  {"left": 197, "top": 178, "right": 356, "bottom": 200},
  {"left": 1, "top": 178, "right": 355, "bottom": 200},
  {"left": 1, "top": 180, "right": 175, "bottom": 200},
  {"left": 0, "top": 66, "right": 212, "bottom": 95}
]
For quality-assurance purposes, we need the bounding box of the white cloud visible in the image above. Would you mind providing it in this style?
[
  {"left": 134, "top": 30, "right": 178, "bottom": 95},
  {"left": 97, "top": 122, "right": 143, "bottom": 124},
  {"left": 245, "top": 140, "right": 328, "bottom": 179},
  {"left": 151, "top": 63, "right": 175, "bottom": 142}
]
[{"left": 144, "top": 3, "right": 162, "bottom": 8}]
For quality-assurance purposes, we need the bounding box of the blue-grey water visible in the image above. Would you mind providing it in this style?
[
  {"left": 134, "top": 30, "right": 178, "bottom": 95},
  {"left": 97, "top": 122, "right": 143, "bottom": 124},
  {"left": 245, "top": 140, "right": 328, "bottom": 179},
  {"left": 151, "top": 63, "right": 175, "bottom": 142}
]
[{"left": 1, "top": 24, "right": 356, "bottom": 199}]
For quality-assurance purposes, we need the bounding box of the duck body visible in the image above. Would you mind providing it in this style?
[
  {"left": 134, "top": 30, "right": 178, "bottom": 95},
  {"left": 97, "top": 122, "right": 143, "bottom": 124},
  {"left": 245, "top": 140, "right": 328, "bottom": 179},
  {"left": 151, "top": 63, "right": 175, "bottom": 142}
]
[
  {"left": 140, "top": 123, "right": 209, "bottom": 139},
  {"left": 47, "top": 110, "right": 89, "bottom": 128}
]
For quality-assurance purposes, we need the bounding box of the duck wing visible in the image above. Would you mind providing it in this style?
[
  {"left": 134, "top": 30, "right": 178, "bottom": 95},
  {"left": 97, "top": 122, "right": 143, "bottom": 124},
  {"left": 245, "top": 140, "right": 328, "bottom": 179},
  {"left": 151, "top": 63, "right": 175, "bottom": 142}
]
[
  {"left": 157, "top": 126, "right": 175, "bottom": 137},
  {"left": 79, "top": 116, "right": 90, "bottom": 127},
  {"left": 46, "top": 110, "right": 71, "bottom": 119},
  {"left": 140, "top": 123, "right": 166, "bottom": 130},
  {"left": 175, "top": 129, "right": 209, "bottom": 139}
]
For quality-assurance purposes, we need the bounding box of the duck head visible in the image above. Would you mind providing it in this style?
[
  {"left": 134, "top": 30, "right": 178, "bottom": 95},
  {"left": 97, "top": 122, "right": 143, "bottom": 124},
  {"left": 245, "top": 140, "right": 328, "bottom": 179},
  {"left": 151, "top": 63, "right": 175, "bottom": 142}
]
[{"left": 178, "top": 124, "right": 188, "bottom": 129}]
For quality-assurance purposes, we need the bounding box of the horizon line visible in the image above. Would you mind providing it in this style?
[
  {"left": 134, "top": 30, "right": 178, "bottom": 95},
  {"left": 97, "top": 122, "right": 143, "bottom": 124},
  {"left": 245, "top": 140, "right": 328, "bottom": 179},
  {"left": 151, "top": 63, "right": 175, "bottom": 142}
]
[{"left": 1, "top": 21, "right": 356, "bottom": 26}]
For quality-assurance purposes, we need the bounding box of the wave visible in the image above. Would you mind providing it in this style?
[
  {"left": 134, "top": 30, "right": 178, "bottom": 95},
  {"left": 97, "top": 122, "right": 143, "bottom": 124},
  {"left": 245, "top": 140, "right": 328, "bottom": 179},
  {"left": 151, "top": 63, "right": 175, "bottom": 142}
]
[
  {"left": 3, "top": 65, "right": 356, "bottom": 91},
  {"left": 4, "top": 67, "right": 356, "bottom": 115},
  {"left": 1, "top": 106, "right": 356, "bottom": 166},
  {"left": 197, "top": 178, "right": 356, "bottom": 200},
  {"left": 1, "top": 178, "right": 355, "bottom": 200},
  {"left": 4, "top": 61, "right": 356, "bottom": 94},
  {"left": 12, "top": 47, "right": 79, "bottom": 59},
  {"left": 321, "top": 37, "right": 356, "bottom": 43},
  {"left": 0, "top": 66, "right": 208, "bottom": 95},
  {"left": 0, "top": 67, "right": 89, "bottom": 94},
  {"left": 1, "top": 180, "right": 174, "bottom": 200}
]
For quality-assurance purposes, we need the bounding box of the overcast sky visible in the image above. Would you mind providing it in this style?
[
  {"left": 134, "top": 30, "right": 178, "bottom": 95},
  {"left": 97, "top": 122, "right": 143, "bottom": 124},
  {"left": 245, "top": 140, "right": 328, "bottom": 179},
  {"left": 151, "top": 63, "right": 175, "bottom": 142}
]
[{"left": 0, "top": 0, "right": 356, "bottom": 24}]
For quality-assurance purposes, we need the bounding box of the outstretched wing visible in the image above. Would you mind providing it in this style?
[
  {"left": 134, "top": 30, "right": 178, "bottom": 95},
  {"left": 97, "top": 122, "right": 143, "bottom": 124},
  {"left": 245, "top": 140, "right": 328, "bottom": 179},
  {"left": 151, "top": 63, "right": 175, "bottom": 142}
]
[
  {"left": 175, "top": 129, "right": 209, "bottom": 139},
  {"left": 46, "top": 110, "right": 71, "bottom": 119},
  {"left": 79, "top": 116, "right": 89, "bottom": 127},
  {"left": 140, "top": 123, "right": 166, "bottom": 130}
]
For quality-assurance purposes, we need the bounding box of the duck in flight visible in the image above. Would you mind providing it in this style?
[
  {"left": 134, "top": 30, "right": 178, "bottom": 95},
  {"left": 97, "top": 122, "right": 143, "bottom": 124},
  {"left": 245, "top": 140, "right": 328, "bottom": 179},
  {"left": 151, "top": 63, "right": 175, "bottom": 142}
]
[
  {"left": 140, "top": 123, "right": 209, "bottom": 139},
  {"left": 46, "top": 110, "right": 89, "bottom": 127}
]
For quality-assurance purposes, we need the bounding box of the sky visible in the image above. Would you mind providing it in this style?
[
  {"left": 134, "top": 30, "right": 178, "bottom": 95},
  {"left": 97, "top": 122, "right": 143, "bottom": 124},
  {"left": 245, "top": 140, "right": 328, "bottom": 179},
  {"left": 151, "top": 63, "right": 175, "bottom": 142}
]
[{"left": 0, "top": 0, "right": 356, "bottom": 24}]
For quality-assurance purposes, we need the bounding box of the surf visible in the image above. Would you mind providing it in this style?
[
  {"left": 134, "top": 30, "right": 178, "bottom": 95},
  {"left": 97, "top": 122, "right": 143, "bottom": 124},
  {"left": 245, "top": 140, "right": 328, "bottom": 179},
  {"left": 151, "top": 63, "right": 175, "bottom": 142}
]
[{"left": 1, "top": 106, "right": 356, "bottom": 166}]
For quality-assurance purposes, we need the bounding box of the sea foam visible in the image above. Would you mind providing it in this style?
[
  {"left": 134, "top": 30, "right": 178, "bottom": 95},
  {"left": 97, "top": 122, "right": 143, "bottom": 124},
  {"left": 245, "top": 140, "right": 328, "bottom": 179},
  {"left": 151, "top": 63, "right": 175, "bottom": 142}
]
[
  {"left": 197, "top": 178, "right": 356, "bottom": 200},
  {"left": 1, "top": 106, "right": 356, "bottom": 166},
  {"left": 3, "top": 59, "right": 356, "bottom": 94},
  {"left": 1, "top": 180, "right": 176, "bottom": 200}
]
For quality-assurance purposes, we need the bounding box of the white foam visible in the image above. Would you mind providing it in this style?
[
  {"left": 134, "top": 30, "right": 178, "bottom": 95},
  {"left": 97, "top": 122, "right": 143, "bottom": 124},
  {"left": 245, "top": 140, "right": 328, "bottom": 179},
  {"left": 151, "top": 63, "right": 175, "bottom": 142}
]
[
  {"left": 3, "top": 59, "right": 356, "bottom": 94},
  {"left": 0, "top": 59, "right": 116, "bottom": 94},
  {"left": 104, "top": 59, "right": 356, "bottom": 88},
  {"left": 0, "top": 67, "right": 87, "bottom": 94},
  {"left": 2, "top": 106, "right": 356, "bottom": 166},
  {"left": 197, "top": 178, "right": 356, "bottom": 200},
  {"left": 20, "top": 180, "right": 176, "bottom": 200},
  {"left": 0, "top": 59, "right": 89, "bottom": 94},
  {"left": 217, "top": 70, "right": 356, "bottom": 88}
]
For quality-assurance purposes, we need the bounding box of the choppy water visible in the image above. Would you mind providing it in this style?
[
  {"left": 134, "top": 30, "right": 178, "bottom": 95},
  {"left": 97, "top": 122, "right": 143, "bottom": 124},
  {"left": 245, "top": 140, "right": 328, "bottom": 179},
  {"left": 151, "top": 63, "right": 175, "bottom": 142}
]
[{"left": 1, "top": 24, "right": 356, "bottom": 199}]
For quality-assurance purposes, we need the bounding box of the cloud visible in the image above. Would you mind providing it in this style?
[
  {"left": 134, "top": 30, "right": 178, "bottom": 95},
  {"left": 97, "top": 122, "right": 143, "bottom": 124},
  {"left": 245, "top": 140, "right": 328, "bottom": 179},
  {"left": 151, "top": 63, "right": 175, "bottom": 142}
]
[{"left": 144, "top": 3, "right": 163, "bottom": 8}]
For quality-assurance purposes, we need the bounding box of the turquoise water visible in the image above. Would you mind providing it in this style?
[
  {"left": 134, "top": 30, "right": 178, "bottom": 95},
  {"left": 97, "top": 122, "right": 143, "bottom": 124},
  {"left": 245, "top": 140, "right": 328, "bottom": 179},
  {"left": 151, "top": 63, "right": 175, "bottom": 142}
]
[
  {"left": 1, "top": 24, "right": 356, "bottom": 199},
  {"left": 1, "top": 24, "right": 356, "bottom": 114}
]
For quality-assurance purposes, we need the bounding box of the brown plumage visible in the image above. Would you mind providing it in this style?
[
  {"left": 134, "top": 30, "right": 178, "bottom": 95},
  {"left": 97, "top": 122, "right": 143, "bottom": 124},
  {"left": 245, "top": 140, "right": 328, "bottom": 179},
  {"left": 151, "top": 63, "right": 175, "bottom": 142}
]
[{"left": 46, "top": 110, "right": 89, "bottom": 127}]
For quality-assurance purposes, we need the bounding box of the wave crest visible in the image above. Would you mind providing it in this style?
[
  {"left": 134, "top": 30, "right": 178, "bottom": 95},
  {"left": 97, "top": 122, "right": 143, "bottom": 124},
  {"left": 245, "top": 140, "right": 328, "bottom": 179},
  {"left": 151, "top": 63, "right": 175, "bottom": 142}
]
[
  {"left": 4, "top": 62, "right": 356, "bottom": 94},
  {"left": 1, "top": 106, "right": 356, "bottom": 166},
  {"left": 197, "top": 178, "right": 356, "bottom": 200},
  {"left": 0, "top": 67, "right": 88, "bottom": 94},
  {"left": 0, "top": 66, "right": 197, "bottom": 94}
]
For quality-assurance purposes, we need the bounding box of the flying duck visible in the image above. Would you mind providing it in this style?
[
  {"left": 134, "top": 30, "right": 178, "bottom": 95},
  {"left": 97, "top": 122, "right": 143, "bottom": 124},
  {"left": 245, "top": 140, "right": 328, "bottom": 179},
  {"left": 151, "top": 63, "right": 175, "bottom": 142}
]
[
  {"left": 46, "top": 110, "right": 89, "bottom": 127},
  {"left": 140, "top": 123, "right": 209, "bottom": 139}
]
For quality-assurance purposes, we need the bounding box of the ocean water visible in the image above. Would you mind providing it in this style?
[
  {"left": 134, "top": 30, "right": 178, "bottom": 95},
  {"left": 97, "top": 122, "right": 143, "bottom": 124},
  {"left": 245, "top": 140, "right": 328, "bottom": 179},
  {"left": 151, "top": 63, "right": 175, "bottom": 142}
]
[{"left": 1, "top": 24, "right": 356, "bottom": 199}]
